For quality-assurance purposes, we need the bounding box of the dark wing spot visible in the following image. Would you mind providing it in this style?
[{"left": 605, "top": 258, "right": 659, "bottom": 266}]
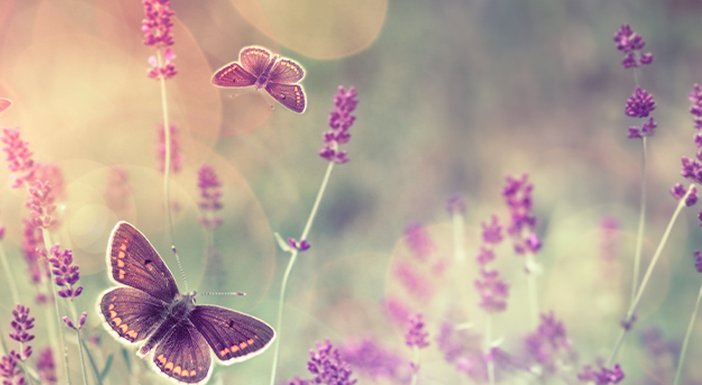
[
  {"left": 227, "top": 320, "right": 235, "bottom": 328},
  {"left": 144, "top": 259, "right": 152, "bottom": 266}
]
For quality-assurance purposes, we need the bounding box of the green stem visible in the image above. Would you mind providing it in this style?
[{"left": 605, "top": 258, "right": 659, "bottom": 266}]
[
  {"left": 0, "top": 242, "right": 20, "bottom": 304},
  {"left": 485, "top": 314, "right": 495, "bottom": 385},
  {"left": 630, "top": 137, "right": 648, "bottom": 304},
  {"left": 526, "top": 254, "right": 539, "bottom": 329},
  {"left": 80, "top": 336, "right": 104, "bottom": 385},
  {"left": 268, "top": 162, "right": 336, "bottom": 385},
  {"left": 451, "top": 212, "right": 466, "bottom": 264},
  {"left": 75, "top": 330, "right": 89, "bottom": 385},
  {"left": 156, "top": 48, "right": 187, "bottom": 292},
  {"left": 410, "top": 346, "right": 419, "bottom": 385},
  {"left": 40, "top": 228, "right": 72, "bottom": 385},
  {"left": 673, "top": 282, "right": 702, "bottom": 385},
  {"left": 607, "top": 184, "right": 694, "bottom": 365}
]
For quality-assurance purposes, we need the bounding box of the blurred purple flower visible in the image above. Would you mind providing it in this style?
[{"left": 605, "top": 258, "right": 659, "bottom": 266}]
[
  {"left": 1, "top": 128, "right": 35, "bottom": 188},
  {"left": 625, "top": 87, "right": 656, "bottom": 118},
  {"left": 393, "top": 260, "right": 432, "bottom": 299},
  {"left": 142, "top": 0, "right": 177, "bottom": 79},
  {"left": 690, "top": 83, "right": 702, "bottom": 129},
  {"left": 27, "top": 179, "right": 56, "bottom": 229},
  {"left": 157, "top": 124, "right": 182, "bottom": 174},
  {"left": 404, "top": 223, "right": 435, "bottom": 261},
  {"left": 613, "top": 24, "right": 653, "bottom": 69},
  {"left": 198, "top": 164, "right": 223, "bottom": 230},
  {"left": 383, "top": 297, "right": 410, "bottom": 326},
  {"left": 0, "top": 351, "right": 24, "bottom": 385},
  {"left": 694, "top": 250, "right": 702, "bottom": 273},
  {"left": 37, "top": 347, "right": 56, "bottom": 384},
  {"left": 671, "top": 183, "right": 698, "bottom": 207},
  {"left": 628, "top": 117, "right": 657, "bottom": 139},
  {"left": 524, "top": 312, "right": 575, "bottom": 374},
  {"left": 104, "top": 166, "right": 132, "bottom": 213},
  {"left": 21, "top": 218, "right": 47, "bottom": 288},
  {"left": 48, "top": 245, "right": 83, "bottom": 300},
  {"left": 578, "top": 364, "right": 624, "bottom": 385},
  {"left": 475, "top": 268, "right": 510, "bottom": 313},
  {"left": 481, "top": 215, "right": 503, "bottom": 245},
  {"left": 339, "top": 339, "right": 407, "bottom": 381},
  {"left": 405, "top": 313, "right": 429, "bottom": 349},
  {"left": 305, "top": 340, "right": 357, "bottom": 385},
  {"left": 639, "top": 327, "right": 677, "bottom": 384},
  {"left": 62, "top": 312, "right": 87, "bottom": 331},
  {"left": 446, "top": 193, "right": 467, "bottom": 215},
  {"left": 9, "top": 305, "right": 34, "bottom": 360},
  {"left": 320, "top": 86, "right": 358, "bottom": 164},
  {"left": 502, "top": 174, "right": 540, "bottom": 255},
  {"left": 600, "top": 216, "right": 620, "bottom": 263},
  {"left": 287, "top": 238, "right": 311, "bottom": 252}
]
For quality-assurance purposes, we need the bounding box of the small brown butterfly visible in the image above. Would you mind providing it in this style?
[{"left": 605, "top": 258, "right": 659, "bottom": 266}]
[{"left": 211, "top": 46, "right": 306, "bottom": 114}]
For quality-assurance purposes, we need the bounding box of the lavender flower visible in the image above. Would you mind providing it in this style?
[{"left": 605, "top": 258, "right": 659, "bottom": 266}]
[
  {"left": 694, "top": 250, "right": 702, "bottom": 273},
  {"left": 475, "top": 268, "right": 510, "bottom": 313},
  {"left": 306, "top": 340, "right": 357, "bottom": 385},
  {"left": 671, "top": 183, "right": 698, "bottom": 207},
  {"left": 502, "top": 174, "right": 540, "bottom": 255},
  {"left": 404, "top": 223, "right": 435, "bottom": 261},
  {"left": 157, "top": 124, "right": 181, "bottom": 174},
  {"left": 340, "top": 339, "right": 407, "bottom": 381},
  {"left": 578, "top": 364, "right": 625, "bottom": 385},
  {"left": 48, "top": 245, "right": 83, "bottom": 299},
  {"left": 37, "top": 348, "right": 56, "bottom": 384},
  {"left": 446, "top": 193, "right": 467, "bottom": 215},
  {"left": 524, "top": 312, "right": 575, "bottom": 374},
  {"left": 481, "top": 215, "right": 503, "bottom": 245},
  {"left": 142, "top": 0, "right": 177, "bottom": 79},
  {"left": 287, "top": 238, "right": 310, "bottom": 252},
  {"left": 26, "top": 179, "right": 56, "bottom": 229},
  {"left": 405, "top": 313, "right": 429, "bottom": 349},
  {"left": 104, "top": 166, "right": 131, "bottom": 212},
  {"left": 62, "top": 312, "right": 87, "bottom": 331},
  {"left": 625, "top": 87, "right": 656, "bottom": 118},
  {"left": 9, "top": 305, "right": 34, "bottom": 360},
  {"left": 613, "top": 24, "right": 653, "bottom": 69},
  {"left": 1, "top": 128, "right": 35, "bottom": 188},
  {"left": 0, "top": 351, "right": 24, "bottom": 385},
  {"left": 22, "top": 218, "right": 46, "bottom": 286},
  {"left": 320, "top": 86, "right": 358, "bottom": 164},
  {"left": 197, "top": 164, "right": 223, "bottom": 230}
]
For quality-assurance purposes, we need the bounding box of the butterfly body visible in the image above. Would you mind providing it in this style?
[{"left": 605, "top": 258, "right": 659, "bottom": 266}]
[
  {"left": 212, "top": 46, "right": 306, "bottom": 113},
  {"left": 98, "top": 222, "right": 275, "bottom": 384}
]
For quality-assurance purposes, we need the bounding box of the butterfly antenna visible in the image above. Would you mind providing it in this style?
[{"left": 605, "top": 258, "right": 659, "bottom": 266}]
[
  {"left": 171, "top": 245, "right": 189, "bottom": 292},
  {"left": 200, "top": 291, "right": 247, "bottom": 297}
]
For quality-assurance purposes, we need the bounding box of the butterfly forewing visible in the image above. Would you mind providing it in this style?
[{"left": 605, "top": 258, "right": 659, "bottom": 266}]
[
  {"left": 189, "top": 305, "right": 275, "bottom": 363},
  {"left": 107, "top": 222, "right": 179, "bottom": 302},
  {"left": 265, "top": 83, "right": 306, "bottom": 114},
  {"left": 239, "top": 46, "right": 273, "bottom": 77},
  {"left": 99, "top": 287, "right": 167, "bottom": 344},
  {"left": 211, "top": 63, "right": 256, "bottom": 87},
  {"left": 269, "top": 58, "right": 305, "bottom": 84},
  {"left": 153, "top": 321, "right": 212, "bottom": 384}
]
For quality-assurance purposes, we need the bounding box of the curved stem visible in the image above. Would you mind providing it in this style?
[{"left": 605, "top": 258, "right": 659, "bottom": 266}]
[
  {"left": 673, "top": 282, "right": 702, "bottom": 385},
  {"left": 607, "top": 184, "right": 694, "bottom": 365},
  {"left": 630, "top": 137, "right": 648, "bottom": 304},
  {"left": 410, "top": 346, "right": 419, "bottom": 385},
  {"left": 0, "top": 242, "right": 20, "bottom": 304},
  {"left": 268, "top": 162, "right": 336, "bottom": 385},
  {"left": 156, "top": 49, "right": 188, "bottom": 292},
  {"left": 526, "top": 255, "right": 539, "bottom": 329}
]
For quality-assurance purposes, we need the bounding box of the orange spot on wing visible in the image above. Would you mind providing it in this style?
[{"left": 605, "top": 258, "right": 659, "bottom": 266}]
[
  {"left": 173, "top": 366, "right": 181, "bottom": 375},
  {"left": 239, "top": 341, "right": 248, "bottom": 349},
  {"left": 165, "top": 362, "right": 174, "bottom": 371},
  {"left": 247, "top": 338, "right": 254, "bottom": 345},
  {"left": 189, "top": 370, "right": 196, "bottom": 377},
  {"left": 219, "top": 347, "right": 230, "bottom": 356},
  {"left": 108, "top": 304, "right": 115, "bottom": 310},
  {"left": 157, "top": 354, "right": 167, "bottom": 365},
  {"left": 109, "top": 310, "right": 117, "bottom": 318},
  {"left": 117, "top": 251, "right": 125, "bottom": 259},
  {"left": 112, "top": 317, "right": 122, "bottom": 326},
  {"left": 118, "top": 270, "right": 125, "bottom": 279},
  {"left": 117, "top": 260, "right": 125, "bottom": 267},
  {"left": 127, "top": 330, "right": 138, "bottom": 339},
  {"left": 230, "top": 345, "right": 240, "bottom": 352},
  {"left": 119, "top": 324, "right": 129, "bottom": 333}
]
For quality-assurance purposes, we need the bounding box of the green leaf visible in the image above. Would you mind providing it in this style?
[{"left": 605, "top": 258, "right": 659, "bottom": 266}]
[
  {"left": 121, "top": 348, "right": 132, "bottom": 373},
  {"left": 100, "top": 354, "right": 114, "bottom": 380}
]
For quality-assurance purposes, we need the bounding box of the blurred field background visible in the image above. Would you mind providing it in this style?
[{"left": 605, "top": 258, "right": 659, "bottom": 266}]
[{"left": 1, "top": 0, "right": 702, "bottom": 384}]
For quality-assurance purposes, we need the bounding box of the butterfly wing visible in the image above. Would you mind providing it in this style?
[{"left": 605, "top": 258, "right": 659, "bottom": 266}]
[
  {"left": 189, "top": 305, "right": 275, "bottom": 364},
  {"left": 0, "top": 98, "right": 12, "bottom": 113},
  {"left": 239, "top": 46, "right": 272, "bottom": 77},
  {"left": 269, "top": 58, "right": 305, "bottom": 84},
  {"left": 99, "top": 287, "right": 167, "bottom": 344},
  {"left": 211, "top": 63, "right": 256, "bottom": 87},
  {"left": 107, "top": 221, "right": 179, "bottom": 302},
  {"left": 265, "top": 83, "right": 306, "bottom": 114},
  {"left": 152, "top": 321, "right": 212, "bottom": 384}
]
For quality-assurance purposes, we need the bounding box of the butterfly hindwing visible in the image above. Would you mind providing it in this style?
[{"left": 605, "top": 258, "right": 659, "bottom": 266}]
[
  {"left": 239, "top": 46, "right": 272, "bottom": 77},
  {"left": 99, "top": 287, "right": 167, "bottom": 344},
  {"left": 153, "top": 321, "right": 212, "bottom": 384},
  {"left": 269, "top": 58, "right": 305, "bottom": 84},
  {"left": 189, "top": 305, "right": 275, "bottom": 363},
  {"left": 107, "top": 221, "right": 179, "bottom": 302},
  {"left": 264, "top": 82, "right": 306, "bottom": 114},
  {"left": 211, "top": 63, "right": 256, "bottom": 87}
]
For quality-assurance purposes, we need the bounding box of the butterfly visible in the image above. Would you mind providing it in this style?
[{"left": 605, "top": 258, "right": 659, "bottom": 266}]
[
  {"left": 0, "top": 98, "right": 12, "bottom": 113},
  {"left": 211, "top": 45, "right": 307, "bottom": 114},
  {"left": 98, "top": 222, "right": 275, "bottom": 384}
]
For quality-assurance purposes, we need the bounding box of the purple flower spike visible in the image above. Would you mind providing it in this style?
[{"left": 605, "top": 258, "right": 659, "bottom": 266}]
[
  {"left": 287, "top": 238, "right": 311, "bottom": 252},
  {"left": 198, "top": 164, "right": 223, "bottom": 230},
  {"left": 524, "top": 312, "right": 574, "bottom": 374},
  {"left": 689, "top": 83, "right": 702, "bottom": 130},
  {"left": 320, "top": 86, "right": 358, "bottom": 164},
  {"left": 1, "top": 128, "right": 36, "bottom": 189},
  {"left": 9, "top": 305, "right": 34, "bottom": 346},
  {"left": 48, "top": 245, "right": 83, "bottom": 300},
  {"left": 405, "top": 313, "right": 430, "bottom": 349},
  {"left": 694, "top": 250, "right": 702, "bottom": 273},
  {"left": 37, "top": 348, "right": 56, "bottom": 384},
  {"left": 578, "top": 363, "right": 625, "bottom": 385},
  {"left": 481, "top": 215, "right": 503, "bottom": 245},
  {"left": 613, "top": 24, "right": 653, "bottom": 69},
  {"left": 0, "top": 351, "right": 25, "bottom": 385},
  {"left": 475, "top": 269, "right": 510, "bottom": 313},
  {"left": 446, "top": 193, "right": 467, "bottom": 215},
  {"left": 625, "top": 87, "right": 656, "bottom": 118},
  {"left": 142, "top": 0, "right": 177, "bottom": 79},
  {"left": 404, "top": 223, "right": 435, "bottom": 261},
  {"left": 339, "top": 340, "right": 406, "bottom": 381},
  {"left": 306, "top": 340, "right": 357, "bottom": 385},
  {"left": 62, "top": 312, "right": 87, "bottom": 331}
]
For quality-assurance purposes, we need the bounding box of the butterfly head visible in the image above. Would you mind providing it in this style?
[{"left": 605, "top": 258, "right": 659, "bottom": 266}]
[{"left": 170, "top": 291, "right": 197, "bottom": 319}]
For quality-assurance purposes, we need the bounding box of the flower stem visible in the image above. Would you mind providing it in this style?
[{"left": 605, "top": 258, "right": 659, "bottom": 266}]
[
  {"left": 452, "top": 212, "right": 466, "bottom": 264},
  {"left": 630, "top": 137, "right": 648, "bottom": 304},
  {"left": 410, "top": 346, "right": 419, "bottom": 385},
  {"left": 75, "top": 330, "right": 89, "bottom": 385},
  {"left": 0, "top": 242, "right": 20, "bottom": 304},
  {"left": 607, "top": 184, "right": 694, "bottom": 365},
  {"left": 526, "top": 254, "right": 539, "bottom": 329},
  {"left": 673, "top": 282, "right": 702, "bottom": 385},
  {"left": 156, "top": 48, "right": 187, "bottom": 292},
  {"left": 268, "top": 162, "right": 336, "bottom": 385},
  {"left": 40, "top": 228, "right": 72, "bottom": 385},
  {"left": 485, "top": 314, "right": 495, "bottom": 385}
]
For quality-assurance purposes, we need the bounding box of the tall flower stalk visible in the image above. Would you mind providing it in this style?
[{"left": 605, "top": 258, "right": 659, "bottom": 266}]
[
  {"left": 268, "top": 86, "right": 358, "bottom": 385},
  {"left": 405, "top": 313, "right": 429, "bottom": 385},
  {"left": 142, "top": 0, "right": 187, "bottom": 290},
  {"left": 672, "top": 252, "right": 702, "bottom": 385}
]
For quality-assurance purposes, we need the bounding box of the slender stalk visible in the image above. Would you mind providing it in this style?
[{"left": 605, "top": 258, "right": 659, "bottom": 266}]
[
  {"left": 673, "top": 282, "right": 702, "bottom": 385},
  {"left": 485, "top": 314, "right": 495, "bottom": 385},
  {"left": 75, "top": 330, "right": 89, "bottom": 385},
  {"left": 155, "top": 48, "right": 187, "bottom": 292},
  {"left": 80, "top": 336, "right": 104, "bottom": 385},
  {"left": 451, "top": 212, "right": 466, "bottom": 263},
  {"left": 68, "top": 301, "right": 101, "bottom": 385},
  {"left": 525, "top": 254, "right": 539, "bottom": 329},
  {"left": 607, "top": 184, "right": 694, "bottom": 365},
  {"left": 40, "top": 228, "right": 72, "bottom": 385},
  {"left": 268, "top": 162, "right": 336, "bottom": 385},
  {"left": 410, "top": 346, "right": 419, "bottom": 385},
  {"left": 0, "top": 242, "right": 20, "bottom": 304},
  {"left": 630, "top": 137, "right": 648, "bottom": 304}
]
